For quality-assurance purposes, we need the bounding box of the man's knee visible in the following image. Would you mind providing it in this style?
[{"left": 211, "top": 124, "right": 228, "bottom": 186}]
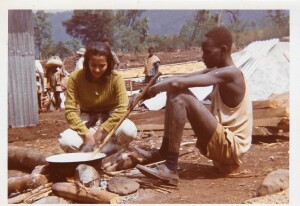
[
  {"left": 58, "top": 128, "right": 83, "bottom": 152},
  {"left": 167, "top": 91, "right": 190, "bottom": 106},
  {"left": 115, "top": 119, "right": 137, "bottom": 146}
]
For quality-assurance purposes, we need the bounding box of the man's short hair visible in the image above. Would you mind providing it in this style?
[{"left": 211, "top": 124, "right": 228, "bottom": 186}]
[
  {"left": 148, "top": 47, "right": 154, "bottom": 52},
  {"left": 205, "top": 26, "right": 233, "bottom": 50},
  {"left": 102, "top": 37, "right": 111, "bottom": 44}
]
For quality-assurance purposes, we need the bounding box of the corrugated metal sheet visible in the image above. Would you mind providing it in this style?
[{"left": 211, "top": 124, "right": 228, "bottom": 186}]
[
  {"left": 8, "top": 10, "right": 38, "bottom": 128},
  {"left": 245, "top": 42, "right": 289, "bottom": 101},
  {"left": 232, "top": 38, "right": 279, "bottom": 80}
]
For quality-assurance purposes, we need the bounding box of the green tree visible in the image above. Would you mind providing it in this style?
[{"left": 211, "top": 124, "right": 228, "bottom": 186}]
[
  {"left": 226, "top": 10, "right": 255, "bottom": 47},
  {"left": 265, "top": 10, "right": 289, "bottom": 29},
  {"left": 115, "top": 10, "right": 144, "bottom": 27},
  {"left": 33, "top": 11, "right": 53, "bottom": 59},
  {"left": 64, "top": 38, "right": 83, "bottom": 54},
  {"left": 54, "top": 41, "right": 73, "bottom": 59},
  {"left": 264, "top": 10, "right": 289, "bottom": 37},
  {"left": 115, "top": 26, "right": 147, "bottom": 53},
  {"left": 39, "top": 39, "right": 55, "bottom": 59},
  {"left": 179, "top": 10, "right": 217, "bottom": 48},
  {"left": 132, "top": 17, "right": 149, "bottom": 44},
  {"left": 113, "top": 11, "right": 148, "bottom": 53},
  {"left": 63, "top": 10, "right": 115, "bottom": 45}
]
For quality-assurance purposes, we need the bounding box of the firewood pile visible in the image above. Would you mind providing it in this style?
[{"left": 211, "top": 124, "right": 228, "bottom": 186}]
[
  {"left": 252, "top": 92, "right": 289, "bottom": 138},
  {"left": 8, "top": 146, "right": 122, "bottom": 204},
  {"left": 8, "top": 146, "right": 176, "bottom": 204}
]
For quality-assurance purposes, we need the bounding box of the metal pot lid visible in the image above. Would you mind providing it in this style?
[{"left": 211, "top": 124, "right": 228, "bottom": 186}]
[{"left": 46, "top": 152, "right": 106, "bottom": 163}]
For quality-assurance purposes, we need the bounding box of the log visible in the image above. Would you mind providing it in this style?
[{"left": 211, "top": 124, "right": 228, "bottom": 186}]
[
  {"left": 52, "top": 182, "right": 120, "bottom": 204},
  {"left": 8, "top": 174, "right": 49, "bottom": 196},
  {"left": 32, "top": 195, "right": 72, "bottom": 204},
  {"left": 252, "top": 127, "right": 272, "bottom": 136},
  {"left": 104, "top": 152, "right": 144, "bottom": 172},
  {"left": 253, "top": 107, "right": 289, "bottom": 119},
  {"left": 253, "top": 117, "right": 289, "bottom": 128},
  {"left": 8, "top": 146, "right": 52, "bottom": 170},
  {"left": 8, "top": 182, "right": 52, "bottom": 204},
  {"left": 23, "top": 187, "right": 52, "bottom": 203}
]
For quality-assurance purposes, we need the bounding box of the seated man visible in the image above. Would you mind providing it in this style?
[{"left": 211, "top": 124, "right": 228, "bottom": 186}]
[{"left": 134, "top": 26, "right": 253, "bottom": 186}]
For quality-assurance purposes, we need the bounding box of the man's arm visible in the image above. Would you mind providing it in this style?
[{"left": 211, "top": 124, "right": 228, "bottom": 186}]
[
  {"left": 179, "top": 68, "right": 211, "bottom": 78},
  {"left": 148, "top": 66, "right": 236, "bottom": 96}
]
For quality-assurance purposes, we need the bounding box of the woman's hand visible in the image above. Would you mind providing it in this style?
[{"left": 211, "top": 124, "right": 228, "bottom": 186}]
[
  {"left": 84, "top": 131, "right": 96, "bottom": 145},
  {"left": 80, "top": 131, "right": 96, "bottom": 152},
  {"left": 80, "top": 127, "right": 107, "bottom": 152},
  {"left": 93, "top": 126, "right": 106, "bottom": 143}
]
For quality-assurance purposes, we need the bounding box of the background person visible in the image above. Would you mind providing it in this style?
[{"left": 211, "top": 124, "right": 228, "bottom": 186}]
[
  {"left": 74, "top": 48, "right": 86, "bottom": 71},
  {"left": 59, "top": 42, "right": 137, "bottom": 155},
  {"left": 45, "top": 56, "right": 65, "bottom": 111},
  {"left": 35, "top": 60, "right": 45, "bottom": 113},
  {"left": 143, "top": 47, "right": 160, "bottom": 83},
  {"left": 102, "top": 38, "right": 120, "bottom": 70}
]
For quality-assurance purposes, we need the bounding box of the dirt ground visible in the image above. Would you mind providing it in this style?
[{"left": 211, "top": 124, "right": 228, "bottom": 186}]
[{"left": 8, "top": 110, "right": 289, "bottom": 204}]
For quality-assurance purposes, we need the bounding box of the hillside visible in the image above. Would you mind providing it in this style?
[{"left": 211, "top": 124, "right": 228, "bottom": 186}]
[{"left": 45, "top": 10, "right": 289, "bottom": 43}]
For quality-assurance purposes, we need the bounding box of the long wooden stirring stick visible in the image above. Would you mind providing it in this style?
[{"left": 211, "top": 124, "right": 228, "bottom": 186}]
[{"left": 90, "top": 72, "right": 162, "bottom": 158}]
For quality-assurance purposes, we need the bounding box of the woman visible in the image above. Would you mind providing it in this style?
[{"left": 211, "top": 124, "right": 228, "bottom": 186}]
[{"left": 59, "top": 42, "right": 137, "bottom": 155}]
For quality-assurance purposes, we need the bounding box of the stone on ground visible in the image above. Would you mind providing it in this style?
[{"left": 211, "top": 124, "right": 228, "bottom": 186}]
[
  {"left": 256, "top": 168, "right": 289, "bottom": 197},
  {"left": 108, "top": 177, "right": 140, "bottom": 195}
]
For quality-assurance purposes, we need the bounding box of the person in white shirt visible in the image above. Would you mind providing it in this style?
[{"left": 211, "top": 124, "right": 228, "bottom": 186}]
[{"left": 74, "top": 48, "right": 86, "bottom": 71}]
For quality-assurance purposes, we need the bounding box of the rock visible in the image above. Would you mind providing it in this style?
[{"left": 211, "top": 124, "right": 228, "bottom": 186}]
[
  {"left": 33, "top": 196, "right": 72, "bottom": 204},
  {"left": 107, "top": 177, "right": 140, "bottom": 195},
  {"left": 256, "top": 169, "right": 289, "bottom": 197},
  {"left": 74, "top": 164, "right": 101, "bottom": 188},
  {"left": 244, "top": 189, "right": 289, "bottom": 204}
]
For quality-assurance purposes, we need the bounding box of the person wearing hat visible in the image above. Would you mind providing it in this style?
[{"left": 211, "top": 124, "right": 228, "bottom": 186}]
[
  {"left": 45, "top": 56, "right": 65, "bottom": 111},
  {"left": 74, "top": 48, "right": 86, "bottom": 71}
]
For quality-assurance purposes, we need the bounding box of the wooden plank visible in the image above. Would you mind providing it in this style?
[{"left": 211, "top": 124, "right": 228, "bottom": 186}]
[
  {"left": 138, "top": 118, "right": 289, "bottom": 132},
  {"left": 253, "top": 107, "right": 289, "bottom": 119},
  {"left": 269, "top": 92, "right": 289, "bottom": 108},
  {"left": 253, "top": 117, "right": 288, "bottom": 127},
  {"left": 137, "top": 123, "right": 192, "bottom": 131},
  {"left": 252, "top": 99, "right": 282, "bottom": 109}
]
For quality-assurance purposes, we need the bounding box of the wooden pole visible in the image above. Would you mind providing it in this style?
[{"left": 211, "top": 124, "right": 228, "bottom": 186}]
[{"left": 90, "top": 72, "right": 162, "bottom": 158}]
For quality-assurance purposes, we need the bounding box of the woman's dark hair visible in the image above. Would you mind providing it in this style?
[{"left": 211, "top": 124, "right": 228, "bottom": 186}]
[{"left": 83, "top": 42, "right": 115, "bottom": 82}]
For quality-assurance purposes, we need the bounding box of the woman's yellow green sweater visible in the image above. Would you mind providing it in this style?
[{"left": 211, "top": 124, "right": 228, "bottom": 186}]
[{"left": 65, "top": 69, "right": 128, "bottom": 136}]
